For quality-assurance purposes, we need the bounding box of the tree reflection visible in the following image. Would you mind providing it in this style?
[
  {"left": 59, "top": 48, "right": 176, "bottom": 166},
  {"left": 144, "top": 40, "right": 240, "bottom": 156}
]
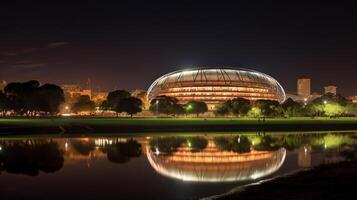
[
  {"left": 0, "top": 140, "right": 64, "bottom": 176},
  {"left": 214, "top": 136, "right": 251, "bottom": 153},
  {"left": 187, "top": 137, "right": 208, "bottom": 152},
  {"left": 70, "top": 140, "right": 96, "bottom": 156},
  {"left": 149, "top": 137, "right": 185, "bottom": 155},
  {"left": 149, "top": 137, "right": 209, "bottom": 154},
  {"left": 105, "top": 139, "right": 142, "bottom": 163}
]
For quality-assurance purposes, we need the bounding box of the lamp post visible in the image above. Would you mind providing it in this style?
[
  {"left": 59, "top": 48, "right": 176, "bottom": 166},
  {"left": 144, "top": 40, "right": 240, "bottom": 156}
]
[{"left": 156, "top": 100, "right": 159, "bottom": 115}]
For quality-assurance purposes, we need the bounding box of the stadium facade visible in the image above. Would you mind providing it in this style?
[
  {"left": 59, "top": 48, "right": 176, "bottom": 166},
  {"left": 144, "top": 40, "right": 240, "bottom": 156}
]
[{"left": 147, "top": 67, "right": 286, "bottom": 109}]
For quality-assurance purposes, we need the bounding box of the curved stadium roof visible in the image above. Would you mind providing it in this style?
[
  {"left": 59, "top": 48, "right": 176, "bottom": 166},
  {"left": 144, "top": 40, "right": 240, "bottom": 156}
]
[{"left": 147, "top": 67, "right": 286, "bottom": 108}]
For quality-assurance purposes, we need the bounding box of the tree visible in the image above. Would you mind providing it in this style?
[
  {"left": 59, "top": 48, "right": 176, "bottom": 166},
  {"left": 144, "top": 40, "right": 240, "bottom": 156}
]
[
  {"left": 0, "top": 140, "right": 64, "bottom": 176},
  {"left": 149, "top": 137, "right": 186, "bottom": 155},
  {"left": 72, "top": 95, "right": 96, "bottom": 113},
  {"left": 106, "top": 139, "right": 142, "bottom": 164},
  {"left": 3, "top": 81, "right": 64, "bottom": 116},
  {"left": 0, "top": 92, "right": 9, "bottom": 116},
  {"left": 345, "top": 103, "right": 357, "bottom": 116},
  {"left": 247, "top": 107, "right": 262, "bottom": 118},
  {"left": 324, "top": 102, "right": 344, "bottom": 117},
  {"left": 106, "top": 90, "right": 131, "bottom": 111},
  {"left": 4, "top": 80, "right": 40, "bottom": 115},
  {"left": 149, "top": 95, "right": 184, "bottom": 116},
  {"left": 214, "top": 104, "right": 230, "bottom": 116},
  {"left": 186, "top": 137, "right": 208, "bottom": 152},
  {"left": 305, "top": 102, "right": 324, "bottom": 117},
  {"left": 70, "top": 140, "right": 96, "bottom": 156},
  {"left": 305, "top": 94, "right": 349, "bottom": 117},
  {"left": 99, "top": 100, "right": 110, "bottom": 111},
  {"left": 185, "top": 101, "right": 208, "bottom": 117},
  {"left": 34, "top": 84, "right": 65, "bottom": 115},
  {"left": 214, "top": 136, "right": 251, "bottom": 153},
  {"left": 253, "top": 135, "right": 281, "bottom": 151},
  {"left": 255, "top": 100, "right": 283, "bottom": 117},
  {"left": 282, "top": 98, "right": 303, "bottom": 117},
  {"left": 230, "top": 98, "right": 251, "bottom": 117},
  {"left": 115, "top": 97, "right": 142, "bottom": 117}
]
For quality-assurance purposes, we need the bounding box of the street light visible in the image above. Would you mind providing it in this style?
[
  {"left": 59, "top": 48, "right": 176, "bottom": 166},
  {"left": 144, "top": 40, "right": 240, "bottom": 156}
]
[
  {"left": 323, "top": 100, "right": 327, "bottom": 105},
  {"left": 156, "top": 100, "right": 159, "bottom": 114}
]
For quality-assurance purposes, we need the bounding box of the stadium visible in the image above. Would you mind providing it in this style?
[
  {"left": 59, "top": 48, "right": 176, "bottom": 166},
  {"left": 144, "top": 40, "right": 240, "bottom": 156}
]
[{"left": 147, "top": 67, "right": 286, "bottom": 109}]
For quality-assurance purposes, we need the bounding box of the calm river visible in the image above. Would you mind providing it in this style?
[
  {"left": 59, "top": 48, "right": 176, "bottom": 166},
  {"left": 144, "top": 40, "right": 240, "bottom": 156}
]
[{"left": 0, "top": 131, "right": 356, "bottom": 199}]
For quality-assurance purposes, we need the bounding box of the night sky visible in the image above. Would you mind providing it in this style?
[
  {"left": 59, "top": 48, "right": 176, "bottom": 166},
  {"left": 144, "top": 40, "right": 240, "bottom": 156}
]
[{"left": 1, "top": 2, "right": 356, "bottom": 95}]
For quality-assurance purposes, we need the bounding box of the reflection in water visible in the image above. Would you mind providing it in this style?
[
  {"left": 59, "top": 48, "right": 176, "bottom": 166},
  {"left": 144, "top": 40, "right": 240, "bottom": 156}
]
[
  {"left": 0, "top": 140, "right": 64, "bottom": 176},
  {"left": 0, "top": 132, "right": 356, "bottom": 179},
  {"left": 147, "top": 139, "right": 286, "bottom": 182},
  {"left": 0, "top": 132, "right": 356, "bottom": 199}
]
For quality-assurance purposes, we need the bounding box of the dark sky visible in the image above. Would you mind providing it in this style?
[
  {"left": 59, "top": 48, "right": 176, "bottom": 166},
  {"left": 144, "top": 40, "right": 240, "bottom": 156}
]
[{"left": 1, "top": 2, "right": 356, "bottom": 95}]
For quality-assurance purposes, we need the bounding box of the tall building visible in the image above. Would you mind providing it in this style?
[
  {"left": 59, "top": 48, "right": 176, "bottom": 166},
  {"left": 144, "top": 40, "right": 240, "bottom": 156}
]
[
  {"left": 297, "top": 78, "right": 311, "bottom": 98},
  {"left": 324, "top": 85, "right": 337, "bottom": 95}
]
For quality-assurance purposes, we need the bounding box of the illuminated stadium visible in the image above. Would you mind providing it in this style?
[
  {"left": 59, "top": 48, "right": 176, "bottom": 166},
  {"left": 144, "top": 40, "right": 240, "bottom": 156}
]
[
  {"left": 147, "top": 67, "right": 286, "bottom": 109},
  {"left": 146, "top": 141, "right": 286, "bottom": 182}
]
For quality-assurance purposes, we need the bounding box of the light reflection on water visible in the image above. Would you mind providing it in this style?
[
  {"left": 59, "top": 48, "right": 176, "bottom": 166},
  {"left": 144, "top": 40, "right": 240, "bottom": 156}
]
[{"left": 0, "top": 131, "right": 356, "bottom": 199}]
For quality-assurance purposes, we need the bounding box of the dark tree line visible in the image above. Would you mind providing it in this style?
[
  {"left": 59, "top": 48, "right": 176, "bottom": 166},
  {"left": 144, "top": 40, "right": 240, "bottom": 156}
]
[
  {"left": 149, "top": 95, "right": 208, "bottom": 117},
  {"left": 149, "top": 136, "right": 209, "bottom": 155},
  {"left": 0, "top": 80, "right": 65, "bottom": 116},
  {"left": 214, "top": 93, "right": 357, "bottom": 118},
  {"left": 100, "top": 90, "right": 143, "bottom": 117}
]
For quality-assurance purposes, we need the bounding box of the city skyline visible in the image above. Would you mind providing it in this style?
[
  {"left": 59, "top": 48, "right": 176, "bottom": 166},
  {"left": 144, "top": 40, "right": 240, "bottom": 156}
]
[{"left": 1, "top": 2, "right": 357, "bottom": 95}]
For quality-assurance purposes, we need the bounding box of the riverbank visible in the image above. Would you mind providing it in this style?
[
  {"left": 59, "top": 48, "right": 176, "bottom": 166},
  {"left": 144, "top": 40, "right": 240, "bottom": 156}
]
[
  {"left": 212, "top": 160, "right": 357, "bottom": 200},
  {"left": 0, "top": 117, "right": 357, "bottom": 134}
]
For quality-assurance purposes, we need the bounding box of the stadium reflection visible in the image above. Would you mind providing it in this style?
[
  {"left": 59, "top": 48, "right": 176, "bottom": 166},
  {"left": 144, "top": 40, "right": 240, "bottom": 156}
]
[{"left": 146, "top": 137, "right": 286, "bottom": 182}]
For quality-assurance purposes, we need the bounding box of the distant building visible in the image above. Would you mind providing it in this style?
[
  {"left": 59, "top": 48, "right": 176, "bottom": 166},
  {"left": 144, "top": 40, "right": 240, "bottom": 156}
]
[
  {"left": 347, "top": 95, "right": 357, "bottom": 103},
  {"left": 131, "top": 89, "right": 149, "bottom": 110},
  {"left": 285, "top": 93, "right": 305, "bottom": 102},
  {"left": 61, "top": 84, "right": 92, "bottom": 99},
  {"left": 324, "top": 85, "right": 337, "bottom": 95},
  {"left": 92, "top": 92, "right": 108, "bottom": 106},
  {"left": 0, "top": 80, "right": 6, "bottom": 92},
  {"left": 310, "top": 92, "right": 322, "bottom": 100},
  {"left": 297, "top": 78, "right": 311, "bottom": 98}
]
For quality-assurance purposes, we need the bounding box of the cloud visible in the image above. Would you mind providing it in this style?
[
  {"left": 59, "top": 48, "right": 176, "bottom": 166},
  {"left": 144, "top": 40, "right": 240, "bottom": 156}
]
[
  {"left": 22, "top": 48, "right": 38, "bottom": 53},
  {"left": 48, "top": 42, "right": 70, "bottom": 48},
  {"left": 1, "top": 52, "right": 18, "bottom": 56},
  {"left": 1, "top": 48, "right": 37, "bottom": 57},
  {"left": 11, "top": 62, "right": 47, "bottom": 69}
]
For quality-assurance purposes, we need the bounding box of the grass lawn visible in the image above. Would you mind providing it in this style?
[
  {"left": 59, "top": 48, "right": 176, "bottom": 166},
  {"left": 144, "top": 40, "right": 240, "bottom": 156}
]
[{"left": 0, "top": 117, "right": 357, "bottom": 127}]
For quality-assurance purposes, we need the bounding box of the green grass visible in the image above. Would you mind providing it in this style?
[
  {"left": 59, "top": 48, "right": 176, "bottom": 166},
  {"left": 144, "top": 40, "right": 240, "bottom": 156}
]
[{"left": 0, "top": 117, "right": 357, "bottom": 127}]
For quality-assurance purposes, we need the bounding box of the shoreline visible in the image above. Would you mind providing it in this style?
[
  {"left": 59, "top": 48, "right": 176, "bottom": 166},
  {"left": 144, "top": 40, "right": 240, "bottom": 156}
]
[
  {"left": 210, "top": 160, "right": 357, "bottom": 200},
  {"left": 1, "top": 117, "right": 357, "bottom": 134}
]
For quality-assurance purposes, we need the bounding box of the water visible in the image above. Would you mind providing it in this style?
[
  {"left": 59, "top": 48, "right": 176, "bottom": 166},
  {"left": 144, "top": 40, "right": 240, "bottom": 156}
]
[{"left": 0, "top": 131, "right": 356, "bottom": 200}]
